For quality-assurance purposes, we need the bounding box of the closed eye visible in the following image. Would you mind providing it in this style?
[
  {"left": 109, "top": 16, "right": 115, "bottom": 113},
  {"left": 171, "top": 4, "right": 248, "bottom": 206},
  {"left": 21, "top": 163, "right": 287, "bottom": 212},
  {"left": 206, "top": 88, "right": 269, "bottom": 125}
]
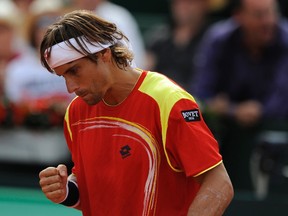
[{"left": 65, "top": 65, "right": 80, "bottom": 77}]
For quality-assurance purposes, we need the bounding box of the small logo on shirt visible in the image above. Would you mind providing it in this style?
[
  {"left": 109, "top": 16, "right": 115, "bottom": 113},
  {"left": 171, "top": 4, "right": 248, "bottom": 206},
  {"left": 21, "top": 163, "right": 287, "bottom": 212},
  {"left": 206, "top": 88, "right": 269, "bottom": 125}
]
[
  {"left": 120, "top": 145, "right": 131, "bottom": 159},
  {"left": 181, "top": 109, "right": 201, "bottom": 122}
]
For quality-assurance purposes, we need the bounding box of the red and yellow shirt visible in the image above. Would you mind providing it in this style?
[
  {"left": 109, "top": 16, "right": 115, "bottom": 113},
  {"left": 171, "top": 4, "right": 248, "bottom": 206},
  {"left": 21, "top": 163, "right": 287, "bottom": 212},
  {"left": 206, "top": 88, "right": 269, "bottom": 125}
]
[{"left": 64, "top": 71, "right": 222, "bottom": 216}]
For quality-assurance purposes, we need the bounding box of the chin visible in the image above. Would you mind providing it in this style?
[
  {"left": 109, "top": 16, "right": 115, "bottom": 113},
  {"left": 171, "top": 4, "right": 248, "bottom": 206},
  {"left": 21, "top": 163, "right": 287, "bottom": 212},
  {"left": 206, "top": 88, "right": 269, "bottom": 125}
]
[{"left": 81, "top": 97, "right": 101, "bottom": 106}]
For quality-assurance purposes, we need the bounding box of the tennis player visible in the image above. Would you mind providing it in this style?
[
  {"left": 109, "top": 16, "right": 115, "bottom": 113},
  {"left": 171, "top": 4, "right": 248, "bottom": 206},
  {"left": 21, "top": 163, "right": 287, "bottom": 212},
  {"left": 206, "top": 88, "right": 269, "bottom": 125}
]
[{"left": 38, "top": 10, "right": 233, "bottom": 216}]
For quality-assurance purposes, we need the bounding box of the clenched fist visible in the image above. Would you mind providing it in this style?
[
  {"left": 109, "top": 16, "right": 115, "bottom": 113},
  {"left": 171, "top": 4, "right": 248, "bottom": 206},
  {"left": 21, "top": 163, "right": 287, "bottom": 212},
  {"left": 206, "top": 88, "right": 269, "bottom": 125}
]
[{"left": 39, "top": 164, "right": 68, "bottom": 204}]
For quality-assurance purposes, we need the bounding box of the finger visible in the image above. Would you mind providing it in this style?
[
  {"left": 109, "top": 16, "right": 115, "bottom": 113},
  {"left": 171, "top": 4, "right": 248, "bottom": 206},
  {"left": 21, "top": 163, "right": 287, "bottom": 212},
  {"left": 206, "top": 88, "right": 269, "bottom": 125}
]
[
  {"left": 57, "top": 164, "right": 68, "bottom": 178},
  {"left": 46, "top": 188, "right": 66, "bottom": 202},
  {"left": 41, "top": 181, "right": 65, "bottom": 194},
  {"left": 39, "top": 174, "right": 62, "bottom": 188},
  {"left": 39, "top": 167, "right": 58, "bottom": 178}
]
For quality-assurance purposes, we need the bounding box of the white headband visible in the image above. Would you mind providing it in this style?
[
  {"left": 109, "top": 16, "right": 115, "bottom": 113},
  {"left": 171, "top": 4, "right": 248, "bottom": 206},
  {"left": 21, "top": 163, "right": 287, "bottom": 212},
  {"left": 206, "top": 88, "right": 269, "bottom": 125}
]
[{"left": 45, "top": 36, "right": 114, "bottom": 69}]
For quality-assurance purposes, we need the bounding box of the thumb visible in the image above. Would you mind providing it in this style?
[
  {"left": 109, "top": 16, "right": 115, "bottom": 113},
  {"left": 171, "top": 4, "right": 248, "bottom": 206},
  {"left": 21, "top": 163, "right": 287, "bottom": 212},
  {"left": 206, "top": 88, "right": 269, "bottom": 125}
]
[{"left": 57, "top": 164, "right": 68, "bottom": 180}]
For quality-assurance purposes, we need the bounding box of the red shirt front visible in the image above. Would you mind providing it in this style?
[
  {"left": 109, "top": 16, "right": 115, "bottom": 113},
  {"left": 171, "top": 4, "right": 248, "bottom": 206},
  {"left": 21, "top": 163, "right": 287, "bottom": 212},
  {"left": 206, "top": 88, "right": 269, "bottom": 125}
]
[{"left": 64, "top": 71, "right": 222, "bottom": 216}]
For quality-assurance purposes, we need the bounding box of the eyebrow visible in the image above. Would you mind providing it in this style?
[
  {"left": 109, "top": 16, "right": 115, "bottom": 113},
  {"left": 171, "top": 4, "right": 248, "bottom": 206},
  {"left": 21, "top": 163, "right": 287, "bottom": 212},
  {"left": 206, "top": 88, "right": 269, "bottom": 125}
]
[{"left": 57, "top": 62, "right": 77, "bottom": 77}]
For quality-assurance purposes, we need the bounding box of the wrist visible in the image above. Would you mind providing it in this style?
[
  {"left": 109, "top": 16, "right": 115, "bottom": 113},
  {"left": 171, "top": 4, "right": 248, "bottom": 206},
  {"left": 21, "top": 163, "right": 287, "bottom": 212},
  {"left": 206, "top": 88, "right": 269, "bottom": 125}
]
[{"left": 59, "top": 180, "right": 80, "bottom": 208}]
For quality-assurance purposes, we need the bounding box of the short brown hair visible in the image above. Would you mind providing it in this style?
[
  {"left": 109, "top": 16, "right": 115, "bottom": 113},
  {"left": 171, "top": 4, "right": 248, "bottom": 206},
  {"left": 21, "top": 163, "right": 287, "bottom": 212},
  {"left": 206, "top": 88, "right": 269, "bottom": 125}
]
[{"left": 40, "top": 10, "right": 134, "bottom": 72}]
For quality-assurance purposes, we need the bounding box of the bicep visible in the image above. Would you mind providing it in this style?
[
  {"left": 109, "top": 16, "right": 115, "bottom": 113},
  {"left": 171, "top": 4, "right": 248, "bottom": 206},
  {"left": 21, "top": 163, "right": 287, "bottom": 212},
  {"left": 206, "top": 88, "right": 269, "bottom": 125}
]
[
  {"left": 187, "top": 163, "right": 234, "bottom": 216},
  {"left": 193, "top": 163, "right": 229, "bottom": 185}
]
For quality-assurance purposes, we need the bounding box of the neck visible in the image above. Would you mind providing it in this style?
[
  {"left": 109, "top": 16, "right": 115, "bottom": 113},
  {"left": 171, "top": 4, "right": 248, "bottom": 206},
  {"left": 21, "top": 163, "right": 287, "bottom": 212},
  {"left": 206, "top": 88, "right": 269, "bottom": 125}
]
[
  {"left": 102, "top": 67, "right": 142, "bottom": 106},
  {"left": 243, "top": 30, "right": 275, "bottom": 58},
  {"left": 243, "top": 36, "right": 265, "bottom": 59},
  {"left": 173, "top": 20, "right": 203, "bottom": 46}
]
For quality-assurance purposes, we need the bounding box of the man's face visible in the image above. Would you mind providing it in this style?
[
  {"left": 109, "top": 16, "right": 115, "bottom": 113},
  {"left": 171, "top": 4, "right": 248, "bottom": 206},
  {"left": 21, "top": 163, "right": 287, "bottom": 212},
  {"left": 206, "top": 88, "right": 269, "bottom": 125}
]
[
  {"left": 171, "top": 0, "right": 209, "bottom": 25},
  {"left": 73, "top": 0, "right": 101, "bottom": 10},
  {"left": 237, "top": 0, "right": 278, "bottom": 45},
  {"left": 54, "top": 52, "right": 111, "bottom": 106}
]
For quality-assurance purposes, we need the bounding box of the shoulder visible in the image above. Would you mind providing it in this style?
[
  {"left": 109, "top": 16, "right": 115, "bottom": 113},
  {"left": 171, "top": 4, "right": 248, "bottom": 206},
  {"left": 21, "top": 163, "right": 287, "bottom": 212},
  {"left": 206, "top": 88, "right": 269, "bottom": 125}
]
[
  {"left": 140, "top": 72, "right": 185, "bottom": 92},
  {"left": 139, "top": 72, "right": 195, "bottom": 107},
  {"left": 277, "top": 18, "right": 288, "bottom": 46},
  {"left": 145, "top": 24, "right": 171, "bottom": 47},
  {"left": 278, "top": 18, "right": 288, "bottom": 31},
  {"left": 201, "top": 18, "right": 240, "bottom": 45}
]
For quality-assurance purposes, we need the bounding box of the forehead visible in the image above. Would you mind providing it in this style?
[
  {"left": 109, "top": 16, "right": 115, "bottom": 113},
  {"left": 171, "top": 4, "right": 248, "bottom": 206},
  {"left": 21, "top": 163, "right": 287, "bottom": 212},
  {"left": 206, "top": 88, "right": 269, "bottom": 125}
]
[
  {"left": 45, "top": 36, "right": 112, "bottom": 69},
  {"left": 53, "top": 58, "right": 84, "bottom": 76}
]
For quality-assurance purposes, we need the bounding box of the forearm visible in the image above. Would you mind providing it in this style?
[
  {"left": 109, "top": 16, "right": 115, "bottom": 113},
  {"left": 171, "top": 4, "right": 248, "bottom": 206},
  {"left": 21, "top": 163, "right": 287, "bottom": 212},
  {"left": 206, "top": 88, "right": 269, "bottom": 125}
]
[{"left": 187, "top": 185, "right": 232, "bottom": 215}]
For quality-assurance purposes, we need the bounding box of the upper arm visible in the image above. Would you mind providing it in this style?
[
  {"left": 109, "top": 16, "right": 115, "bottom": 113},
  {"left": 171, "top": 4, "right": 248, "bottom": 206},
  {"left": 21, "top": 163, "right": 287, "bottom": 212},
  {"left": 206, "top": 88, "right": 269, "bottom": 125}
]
[
  {"left": 193, "top": 162, "right": 234, "bottom": 196},
  {"left": 187, "top": 163, "right": 234, "bottom": 216},
  {"left": 194, "top": 163, "right": 228, "bottom": 183}
]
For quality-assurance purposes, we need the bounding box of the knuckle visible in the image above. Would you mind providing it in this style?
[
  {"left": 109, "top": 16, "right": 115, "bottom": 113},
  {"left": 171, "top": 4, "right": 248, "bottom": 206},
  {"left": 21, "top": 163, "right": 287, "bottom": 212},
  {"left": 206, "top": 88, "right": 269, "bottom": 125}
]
[
  {"left": 39, "top": 178, "right": 46, "bottom": 185},
  {"left": 39, "top": 168, "right": 54, "bottom": 179},
  {"left": 39, "top": 179, "right": 46, "bottom": 187},
  {"left": 46, "top": 193, "right": 55, "bottom": 200},
  {"left": 56, "top": 189, "right": 64, "bottom": 196},
  {"left": 56, "top": 182, "right": 63, "bottom": 189},
  {"left": 46, "top": 189, "right": 64, "bottom": 202}
]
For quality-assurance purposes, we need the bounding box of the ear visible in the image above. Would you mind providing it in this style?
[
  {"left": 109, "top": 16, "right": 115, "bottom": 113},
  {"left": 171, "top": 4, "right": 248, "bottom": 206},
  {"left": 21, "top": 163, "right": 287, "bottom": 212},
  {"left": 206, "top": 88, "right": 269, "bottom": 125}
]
[{"left": 100, "top": 48, "right": 112, "bottom": 63}]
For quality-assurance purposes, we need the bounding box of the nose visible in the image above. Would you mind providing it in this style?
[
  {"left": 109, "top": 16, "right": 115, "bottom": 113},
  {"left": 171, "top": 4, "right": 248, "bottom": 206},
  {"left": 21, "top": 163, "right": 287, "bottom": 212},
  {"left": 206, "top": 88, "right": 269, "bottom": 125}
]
[{"left": 65, "top": 77, "right": 79, "bottom": 94}]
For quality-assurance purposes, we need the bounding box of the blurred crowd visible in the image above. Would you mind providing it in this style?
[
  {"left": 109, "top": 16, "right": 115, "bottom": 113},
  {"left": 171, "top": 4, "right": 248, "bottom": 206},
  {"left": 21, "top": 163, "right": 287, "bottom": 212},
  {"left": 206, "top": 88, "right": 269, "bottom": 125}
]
[{"left": 1, "top": 0, "right": 288, "bottom": 197}]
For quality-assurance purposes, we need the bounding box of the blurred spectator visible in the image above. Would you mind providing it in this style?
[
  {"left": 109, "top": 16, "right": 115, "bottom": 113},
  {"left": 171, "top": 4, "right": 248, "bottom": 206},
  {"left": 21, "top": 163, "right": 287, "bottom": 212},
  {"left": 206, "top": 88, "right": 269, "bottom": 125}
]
[
  {"left": 10, "top": 0, "right": 67, "bottom": 40},
  {"left": 0, "top": 0, "right": 29, "bottom": 126},
  {"left": 209, "top": 0, "right": 228, "bottom": 12},
  {"left": 10, "top": 0, "right": 33, "bottom": 36},
  {"left": 192, "top": 0, "right": 288, "bottom": 190},
  {"left": 145, "top": 0, "right": 211, "bottom": 92},
  {"left": 12, "top": 0, "right": 34, "bottom": 14},
  {"left": 26, "top": 0, "right": 69, "bottom": 51},
  {"left": 0, "top": 0, "right": 74, "bottom": 167},
  {"left": 71, "top": 0, "right": 146, "bottom": 68},
  {"left": 2, "top": 0, "right": 73, "bottom": 128},
  {"left": 208, "top": 0, "right": 231, "bottom": 20}
]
